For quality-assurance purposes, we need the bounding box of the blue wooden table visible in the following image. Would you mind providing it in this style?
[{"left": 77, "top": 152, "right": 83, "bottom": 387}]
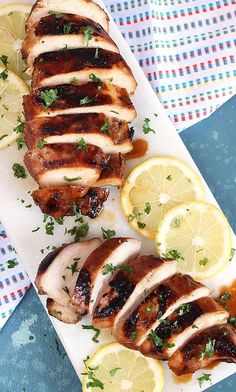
[{"left": 0, "top": 95, "right": 236, "bottom": 392}]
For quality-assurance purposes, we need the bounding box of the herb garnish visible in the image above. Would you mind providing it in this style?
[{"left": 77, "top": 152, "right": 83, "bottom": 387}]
[
  {"left": 77, "top": 138, "right": 88, "bottom": 151},
  {"left": 32, "top": 227, "right": 40, "bottom": 232},
  {"left": 7, "top": 259, "right": 17, "bottom": 268},
  {"left": 165, "top": 249, "right": 184, "bottom": 261},
  {"left": 101, "top": 227, "right": 116, "bottom": 239},
  {"left": 0, "top": 55, "right": 8, "bottom": 67},
  {"left": 82, "top": 369, "right": 104, "bottom": 390},
  {"left": 166, "top": 174, "right": 172, "bottom": 181},
  {"left": 37, "top": 139, "right": 47, "bottom": 149},
  {"left": 199, "top": 339, "right": 215, "bottom": 360},
  {"left": 94, "top": 47, "right": 100, "bottom": 59},
  {"left": 80, "top": 96, "right": 93, "bottom": 105},
  {"left": 143, "top": 118, "right": 155, "bottom": 134},
  {"left": 66, "top": 260, "right": 80, "bottom": 275},
  {"left": 229, "top": 316, "right": 236, "bottom": 326},
  {"left": 83, "top": 25, "right": 94, "bottom": 45},
  {"left": 109, "top": 367, "right": 121, "bottom": 377},
  {"left": 12, "top": 163, "right": 27, "bottom": 179},
  {"left": 102, "top": 263, "right": 116, "bottom": 275},
  {"left": 178, "top": 303, "right": 190, "bottom": 316},
  {"left": 89, "top": 73, "right": 103, "bottom": 89},
  {"left": 148, "top": 330, "right": 175, "bottom": 348},
  {"left": 0, "top": 69, "right": 8, "bottom": 81},
  {"left": 229, "top": 248, "right": 235, "bottom": 261},
  {"left": 137, "top": 222, "right": 146, "bottom": 229},
  {"left": 144, "top": 202, "right": 151, "bottom": 214},
  {"left": 62, "top": 286, "right": 70, "bottom": 295},
  {"left": 64, "top": 175, "right": 82, "bottom": 182},
  {"left": 66, "top": 223, "right": 89, "bottom": 241},
  {"left": 131, "top": 331, "right": 137, "bottom": 341},
  {"left": 13, "top": 117, "right": 24, "bottom": 134},
  {"left": 192, "top": 324, "right": 199, "bottom": 329},
  {"left": 45, "top": 218, "right": 54, "bottom": 235},
  {"left": 220, "top": 291, "right": 231, "bottom": 301},
  {"left": 199, "top": 257, "right": 209, "bottom": 266},
  {"left": 0, "top": 134, "right": 7, "bottom": 140},
  {"left": 119, "top": 265, "right": 133, "bottom": 274},
  {"left": 100, "top": 119, "right": 111, "bottom": 134},
  {"left": 197, "top": 373, "right": 212, "bottom": 388},
  {"left": 63, "top": 23, "right": 71, "bottom": 34},
  {"left": 82, "top": 325, "right": 100, "bottom": 343},
  {"left": 40, "top": 89, "right": 58, "bottom": 108},
  {"left": 48, "top": 10, "right": 62, "bottom": 19}
]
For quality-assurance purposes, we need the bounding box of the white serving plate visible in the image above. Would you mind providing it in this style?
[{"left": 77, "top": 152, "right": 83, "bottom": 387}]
[{"left": 0, "top": 1, "right": 235, "bottom": 391}]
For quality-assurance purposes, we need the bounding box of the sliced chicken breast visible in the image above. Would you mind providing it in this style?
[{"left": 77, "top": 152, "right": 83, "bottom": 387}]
[
  {"left": 47, "top": 298, "right": 82, "bottom": 324},
  {"left": 23, "top": 82, "right": 136, "bottom": 123},
  {"left": 32, "top": 186, "right": 109, "bottom": 219},
  {"left": 169, "top": 324, "right": 236, "bottom": 375},
  {"left": 114, "top": 274, "right": 209, "bottom": 348},
  {"left": 23, "top": 14, "right": 117, "bottom": 71},
  {"left": 91, "top": 154, "right": 125, "bottom": 187},
  {"left": 139, "top": 297, "right": 228, "bottom": 360},
  {"left": 71, "top": 238, "right": 141, "bottom": 317},
  {"left": 26, "top": 0, "right": 109, "bottom": 31},
  {"left": 35, "top": 239, "right": 101, "bottom": 308},
  {"left": 24, "top": 144, "right": 123, "bottom": 188},
  {"left": 32, "top": 48, "right": 136, "bottom": 94},
  {"left": 92, "top": 256, "right": 177, "bottom": 329},
  {"left": 24, "top": 113, "right": 134, "bottom": 154}
]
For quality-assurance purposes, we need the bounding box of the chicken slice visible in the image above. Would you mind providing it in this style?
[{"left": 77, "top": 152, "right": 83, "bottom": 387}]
[
  {"left": 94, "top": 154, "right": 125, "bottom": 187},
  {"left": 169, "top": 324, "right": 236, "bottom": 375},
  {"left": 114, "top": 274, "right": 209, "bottom": 347},
  {"left": 32, "top": 48, "right": 136, "bottom": 95},
  {"left": 139, "top": 297, "right": 228, "bottom": 360},
  {"left": 24, "top": 144, "right": 124, "bottom": 188},
  {"left": 35, "top": 239, "right": 101, "bottom": 309},
  {"left": 47, "top": 298, "right": 82, "bottom": 324},
  {"left": 23, "top": 14, "right": 117, "bottom": 71},
  {"left": 92, "top": 256, "right": 177, "bottom": 329},
  {"left": 70, "top": 238, "right": 141, "bottom": 318},
  {"left": 32, "top": 186, "right": 109, "bottom": 219},
  {"left": 23, "top": 82, "right": 136, "bottom": 123},
  {"left": 24, "top": 113, "right": 134, "bottom": 154},
  {"left": 26, "top": 0, "right": 109, "bottom": 31}
]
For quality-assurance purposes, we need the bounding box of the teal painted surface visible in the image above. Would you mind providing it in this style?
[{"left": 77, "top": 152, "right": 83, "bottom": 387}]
[{"left": 0, "top": 94, "right": 236, "bottom": 392}]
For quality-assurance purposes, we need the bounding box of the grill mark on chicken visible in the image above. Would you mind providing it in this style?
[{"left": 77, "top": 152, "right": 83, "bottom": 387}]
[
  {"left": 24, "top": 114, "right": 133, "bottom": 154},
  {"left": 32, "top": 186, "right": 109, "bottom": 218},
  {"left": 169, "top": 324, "right": 236, "bottom": 375},
  {"left": 23, "top": 83, "right": 136, "bottom": 122}
]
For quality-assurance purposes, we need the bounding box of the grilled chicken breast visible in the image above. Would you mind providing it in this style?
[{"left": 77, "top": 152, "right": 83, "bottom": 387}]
[
  {"left": 26, "top": 0, "right": 109, "bottom": 31},
  {"left": 92, "top": 256, "right": 177, "bottom": 328},
  {"left": 169, "top": 324, "right": 236, "bottom": 375},
  {"left": 35, "top": 239, "right": 101, "bottom": 308},
  {"left": 24, "top": 113, "right": 134, "bottom": 154},
  {"left": 32, "top": 48, "right": 136, "bottom": 94},
  {"left": 47, "top": 298, "right": 82, "bottom": 324},
  {"left": 32, "top": 186, "right": 109, "bottom": 218},
  {"left": 71, "top": 238, "right": 141, "bottom": 317},
  {"left": 23, "top": 82, "right": 136, "bottom": 122},
  {"left": 24, "top": 144, "right": 124, "bottom": 187},
  {"left": 114, "top": 274, "right": 209, "bottom": 348},
  {"left": 139, "top": 297, "right": 228, "bottom": 360},
  {"left": 23, "top": 14, "right": 117, "bottom": 71}
]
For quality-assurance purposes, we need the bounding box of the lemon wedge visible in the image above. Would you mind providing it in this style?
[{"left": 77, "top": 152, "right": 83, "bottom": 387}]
[
  {"left": 82, "top": 342, "right": 164, "bottom": 392},
  {"left": 0, "top": 3, "right": 31, "bottom": 79},
  {"left": 156, "top": 201, "right": 232, "bottom": 280},
  {"left": 0, "top": 66, "right": 28, "bottom": 149},
  {"left": 121, "top": 157, "right": 204, "bottom": 239}
]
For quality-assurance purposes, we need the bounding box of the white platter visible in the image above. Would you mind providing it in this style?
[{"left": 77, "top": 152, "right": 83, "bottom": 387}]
[{"left": 0, "top": 1, "right": 235, "bottom": 391}]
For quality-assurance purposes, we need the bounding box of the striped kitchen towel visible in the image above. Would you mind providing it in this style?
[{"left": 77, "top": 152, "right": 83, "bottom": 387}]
[{"left": 1, "top": 0, "right": 235, "bottom": 328}]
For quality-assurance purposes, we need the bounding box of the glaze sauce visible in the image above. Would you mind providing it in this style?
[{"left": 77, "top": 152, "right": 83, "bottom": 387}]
[
  {"left": 173, "top": 373, "right": 192, "bottom": 384},
  {"left": 125, "top": 139, "right": 148, "bottom": 160},
  {"left": 216, "top": 278, "right": 236, "bottom": 317}
]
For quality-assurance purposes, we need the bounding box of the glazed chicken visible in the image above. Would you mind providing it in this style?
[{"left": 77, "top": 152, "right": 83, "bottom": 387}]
[
  {"left": 23, "top": 14, "right": 117, "bottom": 71},
  {"left": 22, "top": 0, "right": 137, "bottom": 219}
]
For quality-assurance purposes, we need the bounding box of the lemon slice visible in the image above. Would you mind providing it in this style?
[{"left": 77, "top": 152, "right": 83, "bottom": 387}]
[
  {"left": 0, "top": 3, "right": 31, "bottom": 79},
  {"left": 121, "top": 157, "right": 204, "bottom": 239},
  {"left": 0, "top": 66, "right": 29, "bottom": 149},
  {"left": 82, "top": 342, "right": 164, "bottom": 392},
  {"left": 156, "top": 201, "right": 232, "bottom": 280}
]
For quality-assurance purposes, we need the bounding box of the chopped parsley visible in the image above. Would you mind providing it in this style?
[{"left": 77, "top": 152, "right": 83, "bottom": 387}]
[
  {"left": 0, "top": 69, "right": 8, "bottom": 81},
  {"left": 70, "top": 77, "right": 78, "bottom": 84},
  {"left": 94, "top": 47, "right": 100, "bottom": 59},
  {"left": 199, "top": 339, "right": 215, "bottom": 361},
  {"left": 166, "top": 174, "right": 172, "bottom": 181},
  {"left": 62, "top": 286, "right": 70, "bottom": 295},
  {"left": 16, "top": 135, "right": 25, "bottom": 150},
  {"left": 71, "top": 203, "right": 84, "bottom": 223},
  {"left": 0, "top": 134, "right": 7, "bottom": 140},
  {"left": 192, "top": 324, "right": 199, "bottom": 329},
  {"left": 83, "top": 369, "right": 104, "bottom": 390},
  {"left": 82, "top": 324, "right": 100, "bottom": 343},
  {"left": 199, "top": 257, "right": 209, "bottom": 266},
  {"left": 197, "top": 373, "right": 212, "bottom": 388},
  {"left": 77, "top": 138, "right": 88, "bottom": 151},
  {"left": 83, "top": 25, "right": 94, "bottom": 45},
  {"left": 40, "top": 88, "right": 58, "bottom": 108},
  {"left": 131, "top": 331, "right": 137, "bottom": 341},
  {"left": 45, "top": 218, "right": 54, "bottom": 235},
  {"left": 220, "top": 291, "right": 231, "bottom": 301},
  {"left": 100, "top": 119, "right": 111, "bottom": 134},
  {"left": 66, "top": 223, "right": 89, "bottom": 241},
  {"left": 101, "top": 227, "right": 116, "bottom": 239},
  {"left": 165, "top": 249, "right": 184, "bottom": 261},
  {"left": 148, "top": 330, "right": 175, "bottom": 348},
  {"left": 143, "top": 117, "right": 155, "bottom": 134},
  {"left": 146, "top": 306, "right": 151, "bottom": 313},
  {"left": 89, "top": 73, "right": 103, "bottom": 89},
  {"left": 63, "top": 23, "right": 71, "bottom": 34},
  {"left": 0, "top": 55, "right": 8, "bottom": 67},
  {"left": 13, "top": 117, "right": 24, "bottom": 134},
  {"left": 229, "top": 248, "right": 235, "bottom": 261},
  {"left": 102, "top": 263, "right": 116, "bottom": 275},
  {"left": 48, "top": 10, "right": 62, "bottom": 19},
  {"left": 7, "top": 259, "right": 17, "bottom": 269},
  {"left": 144, "top": 202, "right": 151, "bottom": 214},
  {"left": 37, "top": 139, "right": 47, "bottom": 149},
  {"left": 64, "top": 175, "right": 82, "bottom": 182},
  {"left": 109, "top": 367, "right": 121, "bottom": 377},
  {"left": 12, "top": 163, "right": 27, "bottom": 179},
  {"left": 178, "top": 303, "right": 190, "bottom": 316},
  {"left": 119, "top": 265, "right": 133, "bottom": 274},
  {"left": 171, "top": 217, "right": 181, "bottom": 228},
  {"left": 228, "top": 316, "right": 236, "bottom": 326},
  {"left": 66, "top": 260, "right": 80, "bottom": 275},
  {"left": 80, "top": 96, "right": 93, "bottom": 105},
  {"left": 32, "top": 227, "right": 40, "bottom": 232},
  {"left": 137, "top": 222, "right": 146, "bottom": 229}
]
